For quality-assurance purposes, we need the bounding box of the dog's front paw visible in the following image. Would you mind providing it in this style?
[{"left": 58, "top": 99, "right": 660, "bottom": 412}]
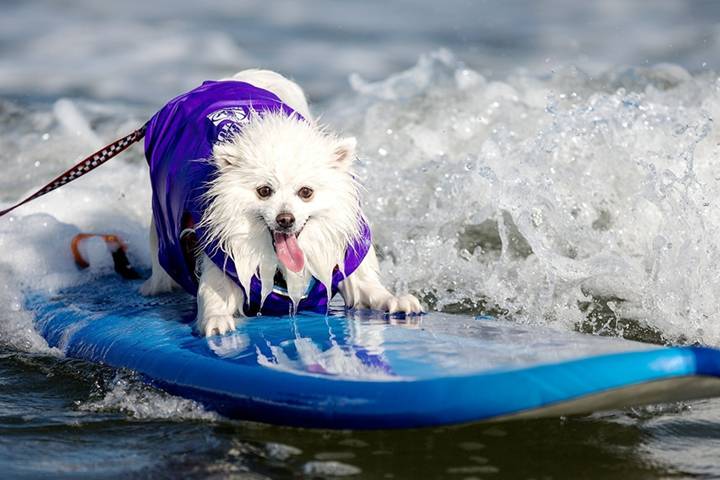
[
  {"left": 195, "top": 315, "right": 237, "bottom": 337},
  {"left": 379, "top": 294, "right": 423, "bottom": 315},
  {"left": 139, "top": 275, "right": 176, "bottom": 296},
  {"left": 139, "top": 279, "right": 160, "bottom": 296}
]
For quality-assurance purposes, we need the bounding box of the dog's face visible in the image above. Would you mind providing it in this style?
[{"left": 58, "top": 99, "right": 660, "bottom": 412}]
[{"left": 201, "top": 112, "right": 362, "bottom": 302}]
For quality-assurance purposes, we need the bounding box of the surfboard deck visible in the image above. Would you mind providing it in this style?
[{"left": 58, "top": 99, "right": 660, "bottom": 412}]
[{"left": 24, "top": 274, "right": 720, "bottom": 429}]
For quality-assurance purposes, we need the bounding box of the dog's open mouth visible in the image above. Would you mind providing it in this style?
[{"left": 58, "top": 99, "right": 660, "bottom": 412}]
[{"left": 272, "top": 231, "right": 305, "bottom": 273}]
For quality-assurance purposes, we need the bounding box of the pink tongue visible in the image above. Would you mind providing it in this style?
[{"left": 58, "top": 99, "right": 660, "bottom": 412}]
[{"left": 273, "top": 232, "right": 305, "bottom": 273}]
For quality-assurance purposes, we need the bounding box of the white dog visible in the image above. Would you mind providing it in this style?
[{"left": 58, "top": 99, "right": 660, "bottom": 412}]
[{"left": 140, "top": 69, "right": 422, "bottom": 336}]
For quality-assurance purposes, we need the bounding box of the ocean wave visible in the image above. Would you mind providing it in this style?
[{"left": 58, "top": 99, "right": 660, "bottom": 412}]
[{"left": 2, "top": 50, "right": 720, "bottom": 351}]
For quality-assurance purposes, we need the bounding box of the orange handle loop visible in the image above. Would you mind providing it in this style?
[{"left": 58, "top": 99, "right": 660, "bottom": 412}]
[{"left": 71, "top": 233, "right": 129, "bottom": 269}]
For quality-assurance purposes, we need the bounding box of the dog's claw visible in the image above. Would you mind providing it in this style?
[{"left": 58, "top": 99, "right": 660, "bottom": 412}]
[
  {"left": 197, "top": 315, "right": 236, "bottom": 337},
  {"left": 382, "top": 294, "right": 423, "bottom": 315},
  {"left": 387, "top": 297, "right": 400, "bottom": 314},
  {"left": 406, "top": 294, "right": 424, "bottom": 314},
  {"left": 397, "top": 294, "right": 424, "bottom": 314}
]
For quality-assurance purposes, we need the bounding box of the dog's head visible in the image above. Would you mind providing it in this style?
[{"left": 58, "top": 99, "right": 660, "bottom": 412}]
[{"left": 201, "top": 111, "right": 363, "bottom": 300}]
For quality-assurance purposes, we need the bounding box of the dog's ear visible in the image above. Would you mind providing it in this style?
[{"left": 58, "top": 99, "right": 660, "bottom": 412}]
[
  {"left": 333, "top": 137, "right": 357, "bottom": 170},
  {"left": 212, "top": 143, "right": 236, "bottom": 168}
]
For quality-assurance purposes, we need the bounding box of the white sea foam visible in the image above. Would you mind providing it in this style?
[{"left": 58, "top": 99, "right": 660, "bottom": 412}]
[
  {"left": 78, "top": 371, "right": 219, "bottom": 421},
  {"left": 331, "top": 51, "right": 720, "bottom": 344}
]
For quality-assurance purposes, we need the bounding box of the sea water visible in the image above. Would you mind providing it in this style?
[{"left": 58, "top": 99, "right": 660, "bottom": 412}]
[{"left": 3, "top": 0, "right": 720, "bottom": 478}]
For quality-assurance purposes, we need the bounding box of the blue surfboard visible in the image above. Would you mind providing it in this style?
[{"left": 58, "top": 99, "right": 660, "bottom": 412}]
[{"left": 25, "top": 274, "right": 720, "bottom": 429}]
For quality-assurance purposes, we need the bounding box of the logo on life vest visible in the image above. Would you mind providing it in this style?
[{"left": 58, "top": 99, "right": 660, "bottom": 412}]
[{"left": 207, "top": 107, "right": 250, "bottom": 143}]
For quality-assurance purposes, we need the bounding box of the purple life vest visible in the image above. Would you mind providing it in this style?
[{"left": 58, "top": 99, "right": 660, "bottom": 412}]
[{"left": 144, "top": 80, "right": 371, "bottom": 316}]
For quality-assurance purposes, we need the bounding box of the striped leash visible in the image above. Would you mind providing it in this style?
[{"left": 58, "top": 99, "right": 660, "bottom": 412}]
[{"left": 0, "top": 123, "right": 148, "bottom": 218}]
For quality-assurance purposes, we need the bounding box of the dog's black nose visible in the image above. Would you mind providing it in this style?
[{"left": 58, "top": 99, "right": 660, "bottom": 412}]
[{"left": 276, "top": 212, "right": 295, "bottom": 229}]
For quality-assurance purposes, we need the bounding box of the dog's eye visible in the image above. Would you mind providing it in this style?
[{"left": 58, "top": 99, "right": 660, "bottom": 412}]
[
  {"left": 256, "top": 186, "right": 273, "bottom": 199},
  {"left": 297, "top": 187, "right": 314, "bottom": 201}
]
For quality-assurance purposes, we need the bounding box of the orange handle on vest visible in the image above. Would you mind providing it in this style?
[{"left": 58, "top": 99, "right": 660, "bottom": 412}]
[{"left": 71, "top": 233, "right": 129, "bottom": 269}]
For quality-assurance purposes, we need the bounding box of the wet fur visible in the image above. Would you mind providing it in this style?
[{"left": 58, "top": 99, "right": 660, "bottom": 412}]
[{"left": 140, "top": 69, "right": 422, "bottom": 336}]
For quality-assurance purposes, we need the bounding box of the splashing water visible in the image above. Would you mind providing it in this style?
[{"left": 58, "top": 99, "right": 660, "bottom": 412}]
[
  {"left": 3, "top": 50, "right": 720, "bottom": 356},
  {"left": 332, "top": 50, "right": 720, "bottom": 345},
  {"left": 78, "top": 370, "right": 219, "bottom": 421}
]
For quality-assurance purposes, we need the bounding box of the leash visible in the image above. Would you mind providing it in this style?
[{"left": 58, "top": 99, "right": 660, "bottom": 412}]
[
  {"left": 0, "top": 123, "right": 148, "bottom": 218},
  {"left": 0, "top": 123, "right": 148, "bottom": 279}
]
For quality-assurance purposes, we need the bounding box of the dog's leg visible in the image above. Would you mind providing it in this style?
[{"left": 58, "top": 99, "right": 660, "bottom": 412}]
[
  {"left": 140, "top": 218, "right": 180, "bottom": 296},
  {"left": 196, "top": 254, "right": 246, "bottom": 336},
  {"left": 338, "top": 245, "right": 423, "bottom": 314}
]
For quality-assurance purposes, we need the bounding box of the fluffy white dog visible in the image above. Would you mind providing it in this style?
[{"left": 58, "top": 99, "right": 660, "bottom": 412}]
[{"left": 140, "top": 69, "right": 422, "bottom": 336}]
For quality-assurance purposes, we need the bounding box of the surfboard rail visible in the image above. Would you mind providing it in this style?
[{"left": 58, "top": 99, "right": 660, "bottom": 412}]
[{"left": 24, "top": 277, "right": 720, "bottom": 429}]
